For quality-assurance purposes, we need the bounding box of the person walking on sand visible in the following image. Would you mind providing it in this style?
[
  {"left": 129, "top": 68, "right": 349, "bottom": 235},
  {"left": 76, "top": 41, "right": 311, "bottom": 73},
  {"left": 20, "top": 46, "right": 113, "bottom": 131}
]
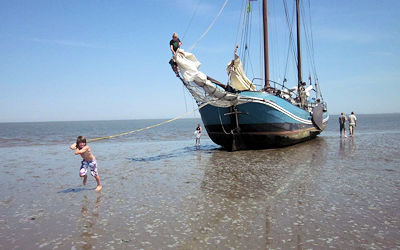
[
  {"left": 338, "top": 112, "right": 348, "bottom": 138},
  {"left": 70, "top": 136, "right": 102, "bottom": 191},
  {"left": 348, "top": 112, "right": 357, "bottom": 137},
  {"left": 194, "top": 124, "right": 202, "bottom": 146}
]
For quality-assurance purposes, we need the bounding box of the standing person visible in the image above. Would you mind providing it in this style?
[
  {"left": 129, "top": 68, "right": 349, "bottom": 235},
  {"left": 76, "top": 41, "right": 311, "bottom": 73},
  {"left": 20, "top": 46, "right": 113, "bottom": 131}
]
[
  {"left": 170, "top": 32, "right": 182, "bottom": 55},
  {"left": 194, "top": 124, "right": 202, "bottom": 146},
  {"left": 338, "top": 112, "right": 348, "bottom": 138},
  {"left": 169, "top": 33, "right": 182, "bottom": 77},
  {"left": 70, "top": 136, "right": 102, "bottom": 191},
  {"left": 348, "top": 112, "right": 357, "bottom": 137}
]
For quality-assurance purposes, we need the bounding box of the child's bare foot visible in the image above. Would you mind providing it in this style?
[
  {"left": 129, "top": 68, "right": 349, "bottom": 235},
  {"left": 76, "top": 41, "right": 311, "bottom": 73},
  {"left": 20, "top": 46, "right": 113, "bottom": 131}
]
[
  {"left": 83, "top": 175, "right": 87, "bottom": 185},
  {"left": 95, "top": 185, "right": 102, "bottom": 191}
]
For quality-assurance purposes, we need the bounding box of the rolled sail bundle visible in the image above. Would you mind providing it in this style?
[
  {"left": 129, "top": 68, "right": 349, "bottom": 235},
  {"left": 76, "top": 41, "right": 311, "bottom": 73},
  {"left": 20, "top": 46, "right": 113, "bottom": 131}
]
[
  {"left": 174, "top": 49, "right": 247, "bottom": 107},
  {"left": 226, "top": 53, "right": 256, "bottom": 91}
]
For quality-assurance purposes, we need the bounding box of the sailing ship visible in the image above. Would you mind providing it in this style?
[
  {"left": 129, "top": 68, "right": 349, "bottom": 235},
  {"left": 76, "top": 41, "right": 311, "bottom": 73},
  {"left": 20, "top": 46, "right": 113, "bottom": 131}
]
[{"left": 173, "top": 0, "right": 328, "bottom": 151}]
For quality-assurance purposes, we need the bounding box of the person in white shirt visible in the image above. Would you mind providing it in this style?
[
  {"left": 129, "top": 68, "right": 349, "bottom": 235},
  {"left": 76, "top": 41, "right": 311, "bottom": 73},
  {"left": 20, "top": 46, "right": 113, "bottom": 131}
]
[
  {"left": 194, "top": 124, "right": 202, "bottom": 146},
  {"left": 348, "top": 112, "right": 357, "bottom": 137}
]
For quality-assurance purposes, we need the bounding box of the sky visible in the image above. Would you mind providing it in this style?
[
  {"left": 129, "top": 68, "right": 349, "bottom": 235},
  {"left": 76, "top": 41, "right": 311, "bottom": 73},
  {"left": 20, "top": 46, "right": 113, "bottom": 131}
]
[{"left": 1, "top": 0, "right": 399, "bottom": 122}]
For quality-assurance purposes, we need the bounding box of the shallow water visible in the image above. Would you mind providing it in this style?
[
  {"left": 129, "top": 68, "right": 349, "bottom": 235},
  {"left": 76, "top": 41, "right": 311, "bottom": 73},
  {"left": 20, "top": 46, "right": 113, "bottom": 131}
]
[{"left": 0, "top": 115, "right": 399, "bottom": 249}]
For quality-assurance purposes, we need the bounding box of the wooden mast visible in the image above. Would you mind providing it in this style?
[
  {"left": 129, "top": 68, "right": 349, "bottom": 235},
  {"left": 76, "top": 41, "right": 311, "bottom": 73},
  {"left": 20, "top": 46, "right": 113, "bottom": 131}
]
[
  {"left": 296, "top": 0, "right": 303, "bottom": 91},
  {"left": 263, "top": 0, "right": 270, "bottom": 88}
]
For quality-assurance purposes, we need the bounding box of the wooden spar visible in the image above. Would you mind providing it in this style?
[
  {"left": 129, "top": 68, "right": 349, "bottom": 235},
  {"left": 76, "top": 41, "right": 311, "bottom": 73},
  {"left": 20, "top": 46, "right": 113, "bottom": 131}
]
[
  {"left": 207, "top": 76, "right": 227, "bottom": 89},
  {"left": 263, "top": 0, "right": 270, "bottom": 88},
  {"left": 296, "top": 0, "right": 303, "bottom": 89}
]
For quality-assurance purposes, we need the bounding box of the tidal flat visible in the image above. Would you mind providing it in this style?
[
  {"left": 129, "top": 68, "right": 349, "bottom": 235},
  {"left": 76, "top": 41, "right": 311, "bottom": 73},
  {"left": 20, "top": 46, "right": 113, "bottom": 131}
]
[{"left": 0, "top": 116, "right": 399, "bottom": 249}]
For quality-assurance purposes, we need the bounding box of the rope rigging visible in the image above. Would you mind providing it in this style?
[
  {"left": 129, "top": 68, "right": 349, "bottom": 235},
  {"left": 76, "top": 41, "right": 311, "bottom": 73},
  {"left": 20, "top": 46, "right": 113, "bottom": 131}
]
[
  {"left": 280, "top": 0, "right": 322, "bottom": 101},
  {"left": 301, "top": 0, "right": 319, "bottom": 88},
  {"left": 283, "top": 0, "right": 298, "bottom": 81},
  {"left": 87, "top": 102, "right": 209, "bottom": 143},
  {"left": 236, "top": 0, "right": 262, "bottom": 83},
  {"left": 188, "top": 0, "right": 230, "bottom": 52},
  {"left": 182, "top": 0, "right": 203, "bottom": 39}
]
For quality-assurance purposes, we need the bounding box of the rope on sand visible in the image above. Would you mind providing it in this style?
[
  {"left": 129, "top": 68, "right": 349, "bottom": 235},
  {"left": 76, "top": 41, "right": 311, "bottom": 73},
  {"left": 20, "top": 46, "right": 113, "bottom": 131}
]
[{"left": 87, "top": 102, "right": 209, "bottom": 143}]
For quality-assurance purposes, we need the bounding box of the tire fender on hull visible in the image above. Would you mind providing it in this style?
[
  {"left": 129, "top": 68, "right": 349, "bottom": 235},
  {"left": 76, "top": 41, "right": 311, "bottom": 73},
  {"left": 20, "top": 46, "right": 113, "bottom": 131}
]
[{"left": 312, "top": 103, "right": 323, "bottom": 130}]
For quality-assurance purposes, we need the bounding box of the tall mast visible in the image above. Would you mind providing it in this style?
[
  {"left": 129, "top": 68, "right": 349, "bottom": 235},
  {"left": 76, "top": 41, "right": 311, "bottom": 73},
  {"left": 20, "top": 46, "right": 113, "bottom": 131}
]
[
  {"left": 296, "top": 0, "right": 302, "bottom": 88},
  {"left": 263, "top": 0, "right": 270, "bottom": 88}
]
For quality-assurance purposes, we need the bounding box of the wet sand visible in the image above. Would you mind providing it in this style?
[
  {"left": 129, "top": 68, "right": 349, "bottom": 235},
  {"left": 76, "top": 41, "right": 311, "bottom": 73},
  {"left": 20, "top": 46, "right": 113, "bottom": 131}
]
[{"left": 1, "top": 120, "right": 400, "bottom": 249}]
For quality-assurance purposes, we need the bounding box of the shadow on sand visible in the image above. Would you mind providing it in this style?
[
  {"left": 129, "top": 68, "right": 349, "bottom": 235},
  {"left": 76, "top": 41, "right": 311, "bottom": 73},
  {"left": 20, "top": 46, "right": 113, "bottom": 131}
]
[
  {"left": 129, "top": 145, "right": 218, "bottom": 162},
  {"left": 57, "top": 187, "right": 94, "bottom": 193}
]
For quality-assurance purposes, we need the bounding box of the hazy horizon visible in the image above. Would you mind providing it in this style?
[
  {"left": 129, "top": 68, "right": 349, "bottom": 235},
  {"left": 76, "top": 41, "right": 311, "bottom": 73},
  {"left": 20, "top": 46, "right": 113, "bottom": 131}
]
[{"left": 1, "top": 112, "right": 399, "bottom": 124}]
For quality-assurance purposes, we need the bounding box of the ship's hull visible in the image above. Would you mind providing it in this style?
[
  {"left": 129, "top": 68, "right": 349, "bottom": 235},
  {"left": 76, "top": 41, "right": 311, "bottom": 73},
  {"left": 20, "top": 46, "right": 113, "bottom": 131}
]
[{"left": 199, "top": 91, "right": 329, "bottom": 150}]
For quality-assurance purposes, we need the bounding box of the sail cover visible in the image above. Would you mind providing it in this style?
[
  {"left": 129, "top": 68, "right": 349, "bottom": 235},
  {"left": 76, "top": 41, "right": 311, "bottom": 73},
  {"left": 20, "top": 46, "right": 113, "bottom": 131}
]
[
  {"left": 227, "top": 54, "right": 256, "bottom": 91},
  {"left": 174, "top": 49, "right": 247, "bottom": 107}
]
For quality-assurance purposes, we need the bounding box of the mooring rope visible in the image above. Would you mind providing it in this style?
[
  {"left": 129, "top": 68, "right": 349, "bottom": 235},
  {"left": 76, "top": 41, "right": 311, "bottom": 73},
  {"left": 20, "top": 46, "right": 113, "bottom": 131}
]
[{"left": 87, "top": 102, "right": 209, "bottom": 143}]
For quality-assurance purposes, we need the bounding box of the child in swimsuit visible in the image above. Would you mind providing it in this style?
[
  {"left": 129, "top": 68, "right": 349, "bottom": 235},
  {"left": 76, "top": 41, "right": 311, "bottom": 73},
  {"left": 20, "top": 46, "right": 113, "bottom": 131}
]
[{"left": 70, "top": 136, "right": 102, "bottom": 191}]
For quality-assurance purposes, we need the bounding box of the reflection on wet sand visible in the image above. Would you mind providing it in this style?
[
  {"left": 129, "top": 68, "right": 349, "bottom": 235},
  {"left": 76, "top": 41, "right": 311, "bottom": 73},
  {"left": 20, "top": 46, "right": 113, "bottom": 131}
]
[
  {"left": 339, "top": 138, "right": 346, "bottom": 158},
  {"left": 339, "top": 136, "right": 357, "bottom": 158},
  {"left": 175, "top": 139, "right": 328, "bottom": 248},
  {"left": 349, "top": 136, "right": 356, "bottom": 156},
  {"left": 202, "top": 138, "right": 327, "bottom": 199},
  {"left": 76, "top": 194, "right": 101, "bottom": 249}
]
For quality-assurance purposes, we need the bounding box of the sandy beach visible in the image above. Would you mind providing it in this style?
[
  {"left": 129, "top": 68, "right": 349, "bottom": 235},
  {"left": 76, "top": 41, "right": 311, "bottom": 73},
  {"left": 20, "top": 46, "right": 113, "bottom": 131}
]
[{"left": 0, "top": 116, "right": 399, "bottom": 249}]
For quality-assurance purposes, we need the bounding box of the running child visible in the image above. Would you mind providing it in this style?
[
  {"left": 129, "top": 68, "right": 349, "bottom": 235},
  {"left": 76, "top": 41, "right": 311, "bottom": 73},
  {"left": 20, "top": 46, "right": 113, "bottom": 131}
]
[{"left": 70, "top": 136, "right": 102, "bottom": 191}]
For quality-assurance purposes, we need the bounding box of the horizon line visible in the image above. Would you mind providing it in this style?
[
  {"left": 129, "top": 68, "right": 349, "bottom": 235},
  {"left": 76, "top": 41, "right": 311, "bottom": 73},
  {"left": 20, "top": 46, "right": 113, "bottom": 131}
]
[{"left": 1, "top": 112, "right": 400, "bottom": 124}]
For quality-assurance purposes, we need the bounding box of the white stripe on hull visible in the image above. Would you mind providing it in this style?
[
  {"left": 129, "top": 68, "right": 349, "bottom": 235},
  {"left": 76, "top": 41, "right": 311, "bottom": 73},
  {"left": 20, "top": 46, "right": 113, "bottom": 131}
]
[{"left": 233, "top": 97, "right": 330, "bottom": 125}]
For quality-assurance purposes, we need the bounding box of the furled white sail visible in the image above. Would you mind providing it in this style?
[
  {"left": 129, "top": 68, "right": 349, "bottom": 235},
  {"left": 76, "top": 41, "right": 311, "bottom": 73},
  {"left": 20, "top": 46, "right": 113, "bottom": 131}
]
[
  {"left": 174, "top": 49, "right": 247, "bottom": 107},
  {"left": 227, "top": 54, "right": 256, "bottom": 91}
]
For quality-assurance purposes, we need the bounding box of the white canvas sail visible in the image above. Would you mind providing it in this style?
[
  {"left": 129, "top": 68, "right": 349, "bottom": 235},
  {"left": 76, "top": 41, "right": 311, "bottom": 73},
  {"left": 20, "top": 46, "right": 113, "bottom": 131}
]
[
  {"left": 227, "top": 54, "right": 256, "bottom": 91},
  {"left": 174, "top": 49, "right": 247, "bottom": 107}
]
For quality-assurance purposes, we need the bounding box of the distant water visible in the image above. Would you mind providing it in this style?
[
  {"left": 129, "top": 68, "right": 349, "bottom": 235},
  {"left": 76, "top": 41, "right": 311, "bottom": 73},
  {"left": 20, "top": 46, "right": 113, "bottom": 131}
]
[
  {"left": 0, "top": 118, "right": 208, "bottom": 148},
  {"left": 0, "top": 114, "right": 399, "bottom": 248},
  {"left": 1, "top": 114, "right": 400, "bottom": 147}
]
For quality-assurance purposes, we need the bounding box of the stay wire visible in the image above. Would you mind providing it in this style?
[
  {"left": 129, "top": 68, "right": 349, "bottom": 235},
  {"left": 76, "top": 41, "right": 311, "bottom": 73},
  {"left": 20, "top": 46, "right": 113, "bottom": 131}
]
[
  {"left": 182, "top": 0, "right": 203, "bottom": 40},
  {"left": 235, "top": 0, "right": 247, "bottom": 48},
  {"left": 282, "top": 0, "right": 296, "bottom": 80},
  {"left": 188, "top": 0, "right": 230, "bottom": 51},
  {"left": 182, "top": 84, "right": 188, "bottom": 112}
]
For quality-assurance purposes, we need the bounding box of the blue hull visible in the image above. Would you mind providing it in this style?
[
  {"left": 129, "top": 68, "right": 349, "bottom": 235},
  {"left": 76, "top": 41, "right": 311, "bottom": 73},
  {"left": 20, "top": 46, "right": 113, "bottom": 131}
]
[{"left": 199, "top": 91, "right": 329, "bottom": 150}]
